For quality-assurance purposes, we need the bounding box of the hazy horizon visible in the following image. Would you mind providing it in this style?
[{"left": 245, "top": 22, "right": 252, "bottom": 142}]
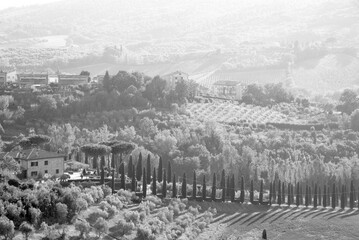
[{"left": 0, "top": 0, "right": 60, "bottom": 10}]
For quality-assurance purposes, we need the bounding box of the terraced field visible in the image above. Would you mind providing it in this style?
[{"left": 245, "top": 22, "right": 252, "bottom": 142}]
[
  {"left": 195, "top": 202, "right": 359, "bottom": 240},
  {"left": 187, "top": 102, "right": 298, "bottom": 124}
]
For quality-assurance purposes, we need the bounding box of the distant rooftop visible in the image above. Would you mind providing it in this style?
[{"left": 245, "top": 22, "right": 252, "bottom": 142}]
[
  {"left": 0, "top": 149, "right": 66, "bottom": 160},
  {"left": 213, "top": 80, "right": 242, "bottom": 86}
]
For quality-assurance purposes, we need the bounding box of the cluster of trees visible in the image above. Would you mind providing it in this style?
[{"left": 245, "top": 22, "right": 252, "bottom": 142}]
[{"left": 242, "top": 83, "right": 294, "bottom": 106}]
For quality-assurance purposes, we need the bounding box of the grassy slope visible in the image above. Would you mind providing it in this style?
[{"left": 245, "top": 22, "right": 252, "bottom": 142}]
[{"left": 194, "top": 202, "right": 359, "bottom": 240}]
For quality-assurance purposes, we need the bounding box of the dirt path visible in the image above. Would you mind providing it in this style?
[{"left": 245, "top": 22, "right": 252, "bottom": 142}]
[{"left": 192, "top": 202, "right": 359, "bottom": 240}]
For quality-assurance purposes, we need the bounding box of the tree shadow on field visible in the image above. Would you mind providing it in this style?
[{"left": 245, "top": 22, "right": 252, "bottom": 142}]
[
  {"left": 258, "top": 208, "right": 285, "bottom": 224},
  {"left": 269, "top": 209, "right": 293, "bottom": 224},
  {"left": 211, "top": 213, "right": 229, "bottom": 223},
  {"left": 290, "top": 207, "right": 313, "bottom": 221},
  {"left": 326, "top": 209, "right": 353, "bottom": 220},
  {"left": 221, "top": 212, "right": 244, "bottom": 224},
  {"left": 228, "top": 213, "right": 252, "bottom": 227},
  {"left": 340, "top": 210, "right": 359, "bottom": 219},
  {"left": 318, "top": 208, "right": 344, "bottom": 220},
  {"left": 300, "top": 208, "right": 326, "bottom": 219},
  {"left": 282, "top": 207, "right": 306, "bottom": 220}
]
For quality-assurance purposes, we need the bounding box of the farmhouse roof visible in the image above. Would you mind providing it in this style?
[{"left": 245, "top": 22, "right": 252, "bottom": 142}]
[
  {"left": 213, "top": 80, "right": 242, "bottom": 86},
  {"left": 0, "top": 149, "right": 66, "bottom": 161}
]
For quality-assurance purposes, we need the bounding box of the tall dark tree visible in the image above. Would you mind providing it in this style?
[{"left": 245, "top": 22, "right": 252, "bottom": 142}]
[
  {"left": 152, "top": 168, "right": 157, "bottom": 196},
  {"left": 226, "top": 176, "right": 230, "bottom": 197},
  {"left": 323, "top": 185, "right": 327, "bottom": 207},
  {"left": 202, "top": 175, "right": 206, "bottom": 201},
  {"left": 136, "top": 153, "right": 142, "bottom": 181},
  {"left": 287, "top": 183, "right": 291, "bottom": 206},
  {"left": 211, "top": 173, "right": 216, "bottom": 201},
  {"left": 167, "top": 161, "right": 172, "bottom": 183},
  {"left": 332, "top": 183, "right": 336, "bottom": 209},
  {"left": 102, "top": 70, "right": 111, "bottom": 92},
  {"left": 269, "top": 182, "right": 272, "bottom": 205},
  {"left": 250, "top": 180, "right": 254, "bottom": 203},
  {"left": 272, "top": 180, "right": 276, "bottom": 203},
  {"left": 341, "top": 185, "right": 345, "bottom": 210},
  {"left": 240, "top": 176, "right": 245, "bottom": 203},
  {"left": 111, "top": 169, "right": 115, "bottom": 194},
  {"left": 314, "top": 184, "right": 318, "bottom": 208},
  {"left": 146, "top": 154, "right": 151, "bottom": 183},
  {"left": 131, "top": 166, "right": 136, "bottom": 192},
  {"left": 230, "top": 174, "right": 235, "bottom": 202},
  {"left": 282, "top": 182, "right": 285, "bottom": 204},
  {"left": 172, "top": 174, "right": 177, "bottom": 198},
  {"left": 309, "top": 186, "right": 312, "bottom": 205},
  {"left": 259, "top": 180, "right": 263, "bottom": 204},
  {"left": 162, "top": 170, "right": 167, "bottom": 198},
  {"left": 350, "top": 180, "right": 354, "bottom": 209},
  {"left": 327, "top": 186, "right": 331, "bottom": 208},
  {"left": 182, "top": 173, "right": 187, "bottom": 198},
  {"left": 192, "top": 171, "right": 197, "bottom": 199},
  {"left": 142, "top": 168, "right": 147, "bottom": 198},
  {"left": 120, "top": 163, "right": 125, "bottom": 190},
  {"left": 318, "top": 186, "right": 321, "bottom": 206},
  {"left": 128, "top": 155, "right": 133, "bottom": 178},
  {"left": 305, "top": 185, "right": 309, "bottom": 207},
  {"left": 158, "top": 157, "right": 163, "bottom": 182},
  {"left": 100, "top": 167, "right": 105, "bottom": 185},
  {"left": 296, "top": 182, "right": 300, "bottom": 207},
  {"left": 221, "top": 170, "right": 226, "bottom": 202},
  {"left": 278, "top": 180, "right": 281, "bottom": 205}
]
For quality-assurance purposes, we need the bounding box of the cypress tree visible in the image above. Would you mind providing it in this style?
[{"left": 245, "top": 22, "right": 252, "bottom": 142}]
[
  {"left": 318, "top": 186, "right": 321, "bottom": 206},
  {"left": 336, "top": 185, "right": 339, "bottom": 207},
  {"left": 269, "top": 182, "right": 272, "bottom": 205},
  {"left": 278, "top": 180, "right": 281, "bottom": 205},
  {"left": 221, "top": 170, "right": 226, "bottom": 202},
  {"left": 120, "top": 163, "right": 125, "bottom": 190},
  {"left": 100, "top": 166, "right": 105, "bottom": 185},
  {"left": 211, "top": 173, "right": 216, "bottom": 201},
  {"left": 250, "top": 180, "right": 254, "bottom": 203},
  {"left": 146, "top": 154, "right": 151, "bottom": 183},
  {"left": 192, "top": 171, "right": 197, "bottom": 200},
  {"left": 111, "top": 169, "right": 115, "bottom": 194},
  {"left": 323, "top": 185, "right": 327, "bottom": 207},
  {"left": 240, "top": 176, "right": 245, "bottom": 203},
  {"left": 332, "top": 183, "right": 336, "bottom": 209},
  {"left": 287, "top": 183, "right": 291, "bottom": 206},
  {"left": 272, "top": 180, "right": 276, "bottom": 203},
  {"left": 327, "top": 186, "right": 330, "bottom": 208},
  {"left": 152, "top": 168, "right": 157, "bottom": 196},
  {"left": 230, "top": 174, "right": 235, "bottom": 202},
  {"left": 282, "top": 182, "right": 285, "bottom": 204},
  {"left": 182, "top": 173, "right": 187, "bottom": 198},
  {"left": 143, "top": 168, "right": 147, "bottom": 198},
  {"left": 167, "top": 161, "right": 172, "bottom": 183},
  {"left": 259, "top": 180, "right": 263, "bottom": 205},
  {"left": 314, "top": 184, "right": 318, "bottom": 208},
  {"left": 111, "top": 153, "right": 115, "bottom": 169},
  {"left": 291, "top": 184, "right": 294, "bottom": 203},
  {"left": 158, "top": 157, "right": 163, "bottom": 182},
  {"left": 162, "top": 170, "right": 167, "bottom": 198},
  {"left": 131, "top": 167, "right": 136, "bottom": 192},
  {"left": 136, "top": 153, "right": 142, "bottom": 181},
  {"left": 341, "top": 185, "right": 345, "bottom": 210},
  {"left": 226, "top": 176, "right": 230, "bottom": 197},
  {"left": 309, "top": 186, "right": 312, "bottom": 205},
  {"left": 350, "top": 180, "right": 354, "bottom": 209},
  {"left": 101, "top": 155, "right": 106, "bottom": 168},
  {"left": 128, "top": 155, "right": 133, "bottom": 178},
  {"left": 296, "top": 182, "right": 300, "bottom": 207},
  {"left": 305, "top": 185, "right": 310, "bottom": 207},
  {"left": 172, "top": 174, "right": 177, "bottom": 198},
  {"left": 202, "top": 175, "right": 206, "bottom": 201},
  {"left": 358, "top": 187, "right": 359, "bottom": 210}
]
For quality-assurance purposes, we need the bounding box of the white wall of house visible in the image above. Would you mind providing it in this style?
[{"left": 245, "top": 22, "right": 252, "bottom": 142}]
[{"left": 22, "top": 157, "right": 64, "bottom": 178}]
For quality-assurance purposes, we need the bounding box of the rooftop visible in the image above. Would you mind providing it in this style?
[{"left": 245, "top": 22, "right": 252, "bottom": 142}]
[
  {"left": 213, "top": 80, "right": 242, "bottom": 86},
  {"left": 0, "top": 149, "right": 66, "bottom": 160}
]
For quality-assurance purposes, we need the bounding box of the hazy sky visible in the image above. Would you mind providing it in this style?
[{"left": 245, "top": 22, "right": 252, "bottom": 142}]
[{"left": 0, "top": 0, "right": 60, "bottom": 10}]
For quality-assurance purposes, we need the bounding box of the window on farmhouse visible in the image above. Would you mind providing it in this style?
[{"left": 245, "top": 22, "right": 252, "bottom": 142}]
[
  {"left": 56, "top": 169, "right": 59, "bottom": 174},
  {"left": 31, "top": 162, "right": 38, "bottom": 167},
  {"left": 31, "top": 171, "right": 37, "bottom": 177},
  {"left": 44, "top": 161, "right": 48, "bottom": 165}
]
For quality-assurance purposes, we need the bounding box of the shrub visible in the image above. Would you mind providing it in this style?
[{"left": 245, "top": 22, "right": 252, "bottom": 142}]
[
  {"left": 188, "top": 206, "right": 199, "bottom": 217},
  {"left": 124, "top": 211, "right": 140, "bottom": 224},
  {"left": 117, "top": 219, "right": 135, "bottom": 236},
  {"left": 0, "top": 216, "right": 15, "bottom": 240},
  {"left": 75, "top": 219, "right": 90, "bottom": 238},
  {"left": 135, "top": 224, "right": 156, "bottom": 240},
  {"left": 94, "top": 217, "right": 109, "bottom": 238},
  {"left": 28, "top": 207, "right": 41, "bottom": 228},
  {"left": 56, "top": 203, "right": 68, "bottom": 224},
  {"left": 105, "top": 195, "right": 124, "bottom": 209},
  {"left": 76, "top": 198, "right": 88, "bottom": 213},
  {"left": 87, "top": 209, "right": 108, "bottom": 225},
  {"left": 19, "top": 221, "right": 34, "bottom": 240}
]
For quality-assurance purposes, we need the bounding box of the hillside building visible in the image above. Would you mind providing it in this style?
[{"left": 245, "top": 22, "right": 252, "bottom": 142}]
[
  {"left": 212, "top": 80, "right": 245, "bottom": 100},
  {"left": 58, "top": 74, "right": 88, "bottom": 86},
  {"left": 162, "top": 71, "right": 189, "bottom": 90},
  {"left": 0, "top": 71, "right": 6, "bottom": 84},
  {"left": 17, "top": 73, "right": 49, "bottom": 88},
  {"left": 0, "top": 149, "right": 66, "bottom": 179}
]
